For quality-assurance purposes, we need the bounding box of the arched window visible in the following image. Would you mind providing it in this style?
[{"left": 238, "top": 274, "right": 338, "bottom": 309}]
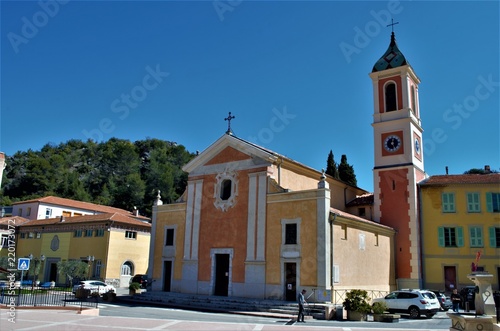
[
  {"left": 220, "top": 179, "right": 232, "bottom": 200},
  {"left": 121, "top": 261, "right": 134, "bottom": 276},
  {"left": 411, "top": 85, "right": 418, "bottom": 116},
  {"left": 385, "top": 82, "right": 397, "bottom": 112}
]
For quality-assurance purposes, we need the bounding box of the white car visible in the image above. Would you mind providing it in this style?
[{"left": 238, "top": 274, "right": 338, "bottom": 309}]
[
  {"left": 72, "top": 280, "right": 115, "bottom": 295},
  {"left": 372, "top": 289, "right": 440, "bottom": 319}
]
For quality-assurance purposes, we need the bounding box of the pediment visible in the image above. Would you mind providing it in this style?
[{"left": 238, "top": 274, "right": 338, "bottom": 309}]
[{"left": 182, "top": 134, "right": 279, "bottom": 174}]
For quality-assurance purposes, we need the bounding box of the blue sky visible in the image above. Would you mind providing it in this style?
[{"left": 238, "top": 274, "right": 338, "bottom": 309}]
[{"left": 1, "top": 0, "right": 499, "bottom": 192}]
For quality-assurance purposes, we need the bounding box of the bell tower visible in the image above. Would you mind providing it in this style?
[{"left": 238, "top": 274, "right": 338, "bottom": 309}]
[{"left": 370, "top": 31, "right": 426, "bottom": 289}]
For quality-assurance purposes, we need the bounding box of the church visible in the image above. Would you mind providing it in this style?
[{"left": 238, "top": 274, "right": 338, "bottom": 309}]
[{"left": 147, "top": 30, "right": 424, "bottom": 301}]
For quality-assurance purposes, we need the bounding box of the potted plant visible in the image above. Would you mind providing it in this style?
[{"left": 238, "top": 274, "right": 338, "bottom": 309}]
[
  {"left": 343, "top": 289, "right": 372, "bottom": 321},
  {"left": 103, "top": 289, "right": 116, "bottom": 302},
  {"left": 372, "top": 301, "right": 387, "bottom": 321},
  {"left": 129, "top": 282, "right": 141, "bottom": 295}
]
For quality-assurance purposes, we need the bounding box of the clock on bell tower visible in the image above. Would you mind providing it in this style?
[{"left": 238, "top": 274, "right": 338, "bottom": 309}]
[{"left": 370, "top": 31, "right": 426, "bottom": 290}]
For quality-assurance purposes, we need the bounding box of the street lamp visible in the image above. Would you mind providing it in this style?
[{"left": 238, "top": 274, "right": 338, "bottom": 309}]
[{"left": 87, "top": 255, "right": 95, "bottom": 279}]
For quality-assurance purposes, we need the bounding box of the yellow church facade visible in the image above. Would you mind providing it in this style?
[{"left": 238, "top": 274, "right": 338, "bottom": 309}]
[{"left": 149, "top": 133, "right": 396, "bottom": 301}]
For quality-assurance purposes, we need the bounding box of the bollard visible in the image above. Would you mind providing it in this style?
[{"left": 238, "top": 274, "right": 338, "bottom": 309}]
[{"left": 465, "top": 302, "right": 470, "bottom": 312}]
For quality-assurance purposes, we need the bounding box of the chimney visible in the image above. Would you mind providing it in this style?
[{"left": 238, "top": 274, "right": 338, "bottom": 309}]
[
  {"left": 445, "top": 166, "right": 449, "bottom": 175},
  {"left": 484, "top": 165, "right": 491, "bottom": 173},
  {"left": 60, "top": 215, "right": 65, "bottom": 222}
]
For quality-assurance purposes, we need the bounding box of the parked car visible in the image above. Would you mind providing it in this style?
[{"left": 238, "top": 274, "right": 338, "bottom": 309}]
[
  {"left": 429, "top": 290, "right": 452, "bottom": 311},
  {"left": 72, "top": 281, "right": 115, "bottom": 295},
  {"left": 372, "top": 289, "right": 441, "bottom": 319},
  {"left": 460, "top": 286, "right": 477, "bottom": 310},
  {"left": 130, "top": 274, "right": 149, "bottom": 289}
]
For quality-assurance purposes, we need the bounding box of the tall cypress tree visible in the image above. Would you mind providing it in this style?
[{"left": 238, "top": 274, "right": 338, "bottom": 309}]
[
  {"left": 338, "top": 154, "right": 357, "bottom": 187},
  {"left": 325, "top": 150, "right": 339, "bottom": 179}
]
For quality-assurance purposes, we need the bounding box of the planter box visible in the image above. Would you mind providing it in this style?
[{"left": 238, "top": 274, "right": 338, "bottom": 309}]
[
  {"left": 373, "top": 314, "right": 400, "bottom": 323},
  {"left": 347, "top": 310, "right": 367, "bottom": 321}
]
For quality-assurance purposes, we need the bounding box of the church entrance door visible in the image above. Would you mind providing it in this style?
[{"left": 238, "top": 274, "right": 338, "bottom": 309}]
[
  {"left": 285, "top": 262, "right": 296, "bottom": 301},
  {"left": 214, "top": 254, "right": 229, "bottom": 296}
]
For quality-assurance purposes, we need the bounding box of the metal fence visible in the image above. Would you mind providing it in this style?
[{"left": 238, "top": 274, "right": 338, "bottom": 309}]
[{"left": 0, "top": 287, "right": 99, "bottom": 310}]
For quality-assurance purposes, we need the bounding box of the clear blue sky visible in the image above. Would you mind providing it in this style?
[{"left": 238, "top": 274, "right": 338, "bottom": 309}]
[{"left": 1, "top": 1, "right": 499, "bottom": 192}]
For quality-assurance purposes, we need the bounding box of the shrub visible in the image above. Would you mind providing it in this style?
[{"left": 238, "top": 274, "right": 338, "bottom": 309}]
[
  {"left": 129, "top": 282, "right": 141, "bottom": 291},
  {"left": 343, "top": 289, "right": 372, "bottom": 313},
  {"left": 372, "top": 301, "right": 388, "bottom": 314}
]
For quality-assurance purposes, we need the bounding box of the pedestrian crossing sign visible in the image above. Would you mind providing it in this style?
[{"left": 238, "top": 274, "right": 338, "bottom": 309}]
[{"left": 18, "top": 258, "right": 30, "bottom": 271}]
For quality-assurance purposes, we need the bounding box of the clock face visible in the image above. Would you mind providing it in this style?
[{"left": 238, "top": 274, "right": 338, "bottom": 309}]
[
  {"left": 415, "top": 138, "right": 421, "bottom": 154},
  {"left": 384, "top": 135, "right": 401, "bottom": 152}
]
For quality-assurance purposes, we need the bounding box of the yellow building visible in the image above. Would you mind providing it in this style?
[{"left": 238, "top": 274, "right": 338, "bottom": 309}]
[
  {"left": 419, "top": 171, "right": 500, "bottom": 292},
  {"left": 148, "top": 133, "right": 396, "bottom": 301},
  {"left": 8, "top": 212, "right": 150, "bottom": 287}
]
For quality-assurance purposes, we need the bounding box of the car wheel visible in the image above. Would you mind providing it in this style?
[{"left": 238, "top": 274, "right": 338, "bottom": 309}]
[{"left": 408, "top": 306, "right": 420, "bottom": 319}]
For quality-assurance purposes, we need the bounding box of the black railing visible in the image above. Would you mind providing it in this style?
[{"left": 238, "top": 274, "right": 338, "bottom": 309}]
[{"left": 0, "top": 287, "right": 99, "bottom": 310}]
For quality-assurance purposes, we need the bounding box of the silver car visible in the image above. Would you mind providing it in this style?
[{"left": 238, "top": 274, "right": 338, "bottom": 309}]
[{"left": 372, "top": 289, "right": 441, "bottom": 318}]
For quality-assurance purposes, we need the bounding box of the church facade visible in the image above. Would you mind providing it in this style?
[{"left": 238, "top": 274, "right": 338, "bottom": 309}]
[{"left": 147, "top": 31, "right": 429, "bottom": 301}]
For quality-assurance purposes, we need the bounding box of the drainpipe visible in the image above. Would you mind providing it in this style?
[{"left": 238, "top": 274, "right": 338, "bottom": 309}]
[
  {"left": 329, "top": 213, "right": 337, "bottom": 303},
  {"left": 277, "top": 157, "right": 283, "bottom": 186}
]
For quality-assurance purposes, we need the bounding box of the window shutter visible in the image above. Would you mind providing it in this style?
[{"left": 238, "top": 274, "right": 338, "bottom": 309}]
[
  {"left": 489, "top": 227, "right": 497, "bottom": 247},
  {"left": 442, "top": 194, "right": 448, "bottom": 212},
  {"left": 457, "top": 227, "right": 464, "bottom": 247},
  {"left": 486, "top": 193, "right": 493, "bottom": 212},
  {"left": 438, "top": 227, "right": 444, "bottom": 247}
]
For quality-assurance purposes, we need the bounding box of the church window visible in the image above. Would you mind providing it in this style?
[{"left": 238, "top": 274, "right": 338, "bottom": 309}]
[
  {"left": 469, "top": 226, "right": 483, "bottom": 247},
  {"left": 466, "top": 193, "right": 481, "bottom": 213},
  {"left": 486, "top": 193, "right": 500, "bottom": 212},
  {"left": 441, "top": 193, "right": 456, "bottom": 213},
  {"left": 165, "top": 228, "right": 175, "bottom": 246},
  {"left": 438, "top": 226, "right": 463, "bottom": 247},
  {"left": 285, "top": 223, "right": 297, "bottom": 245},
  {"left": 411, "top": 85, "right": 417, "bottom": 115},
  {"left": 384, "top": 82, "right": 397, "bottom": 112},
  {"left": 220, "top": 179, "right": 232, "bottom": 200}
]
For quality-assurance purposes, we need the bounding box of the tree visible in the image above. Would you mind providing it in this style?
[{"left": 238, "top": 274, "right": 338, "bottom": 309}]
[
  {"left": 338, "top": 154, "right": 357, "bottom": 187},
  {"left": 325, "top": 150, "right": 339, "bottom": 179},
  {"left": 57, "top": 260, "right": 89, "bottom": 286}
]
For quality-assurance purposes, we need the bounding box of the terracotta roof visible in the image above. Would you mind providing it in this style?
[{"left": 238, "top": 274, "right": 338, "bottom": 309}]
[
  {"left": 346, "top": 193, "right": 374, "bottom": 207},
  {"left": 0, "top": 216, "right": 32, "bottom": 227},
  {"left": 419, "top": 173, "right": 500, "bottom": 186},
  {"left": 17, "top": 213, "right": 151, "bottom": 229},
  {"left": 12, "top": 196, "right": 150, "bottom": 221},
  {"left": 330, "top": 207, "right": 394, "bottom": 232}
]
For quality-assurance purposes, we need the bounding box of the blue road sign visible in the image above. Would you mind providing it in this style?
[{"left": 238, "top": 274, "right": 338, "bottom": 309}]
[{"left": 18, "top": 258, "right": 30, "bottom": 271}]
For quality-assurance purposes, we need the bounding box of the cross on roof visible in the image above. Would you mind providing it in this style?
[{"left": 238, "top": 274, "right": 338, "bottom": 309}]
[
  {"left": 224, "top": 112, "right": 235, "bottom": 134},
  {"left": 387, "top": 18, "right": 399, "bottom": 33}
]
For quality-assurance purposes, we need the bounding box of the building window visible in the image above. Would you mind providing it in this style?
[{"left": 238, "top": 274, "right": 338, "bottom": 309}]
[
  {"left": 213, "top": 169, "right": 239, "bottom": 212},
  {"left": 27, "top": 207, "right": 31, "bottom": 216},
  {"left": 20, "top": 233, "right": 26, "bottom": 239},
  {"left": 467, "top": 193, "right": 481, "bottom": 213},
  {"left": 285, "top": 223, "right": 297, "bottom": 245},
  {"left": 95, "top": 229, "right": 105, "bottom": 237},
  {"left": 442, "top": 193, "right": 456, "bottom": 213},
  {"left": 85, "top": 229, "right": 93, "bottom": 237},
  {"left": 45, "top": 208, "right": 52, "bottom": 219},
  {"left": 486, "top": 193, "right": 500, "bottom": 212},
  {"left": 489, "top": 227, "right": 500, "bottom": 248},
  {"left": 121, "top": 261, "right": 133, "bottom": 275},
  {"left": 438, "top": 226, "right": 464, "bottom": 247},
  {"left": 18, "top": 209, "right": 23, "bottom": 217},
  {"left": 35, "top": 232, "right": 41, "bottom": 239},
  {"left": 411, "top": 85, "right": 417, "bottom": 115},
  {"left": 28, "top": 232, "right": 34, "bottom": 239},
  {"left": 165, "top": 228, "right": 174, "bottom": 246},
  {"left": 74, "top": 230, "right": 82, "bottom": 237},
  {"left": 95, "top": 260, "right": 102, "bottom": 278},
  {"left": 62, "top": 211, "right": 71, "bottom": 217},
  {"left": 384, "top": 82, "right": 397, "bottom": 112},
  {"left": 358, "top": 207, "right": 366, "bottom": 217},
  {"left": 125, "top": 231, "right": 137, "bottom": 239},
  {"left": 469, "top": 227, "right": 483, "bottom": 247}
]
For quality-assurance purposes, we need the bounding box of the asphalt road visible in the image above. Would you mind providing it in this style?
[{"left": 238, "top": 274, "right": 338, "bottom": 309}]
[{"left": 98, "top": 301, "right": 454, "bottom": 330}]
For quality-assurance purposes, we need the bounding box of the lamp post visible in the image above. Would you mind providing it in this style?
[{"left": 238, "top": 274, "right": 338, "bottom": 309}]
[
  {"left": 87, "top": 255, "right": 95, "bottom": 280},
  {"left": 28, "top": 254, "right": 45, "bottom": 290}
]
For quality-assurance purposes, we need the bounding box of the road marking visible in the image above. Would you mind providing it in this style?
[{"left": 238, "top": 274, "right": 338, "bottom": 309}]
[
  {"left": 253, "top": 324, "right": 264, "bottom": 331},
  {"left": 150, "top": 320, "right": 182, "bottom": 329}
]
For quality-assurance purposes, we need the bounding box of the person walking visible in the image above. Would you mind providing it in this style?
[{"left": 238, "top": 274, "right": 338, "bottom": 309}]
[
  {"left": 451, "top": 288, "right": 461, "bottom": 312},
  {"left": 297, "top": 289, "right": 307, "bottom": 323}
]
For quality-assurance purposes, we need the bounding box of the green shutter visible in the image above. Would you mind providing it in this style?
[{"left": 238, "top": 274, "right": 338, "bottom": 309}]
[
  {"left": 438, "top": 227, "right": 445, "bottom": 247},
  {"left": 489, "top": 227, "right": 497, "bottom": 247},
  {"left": 486, "top": 193, "right": 493, "bottom": 212},
  {"left": 457, "top": 227, "right": 464, "bottom": 247}
]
